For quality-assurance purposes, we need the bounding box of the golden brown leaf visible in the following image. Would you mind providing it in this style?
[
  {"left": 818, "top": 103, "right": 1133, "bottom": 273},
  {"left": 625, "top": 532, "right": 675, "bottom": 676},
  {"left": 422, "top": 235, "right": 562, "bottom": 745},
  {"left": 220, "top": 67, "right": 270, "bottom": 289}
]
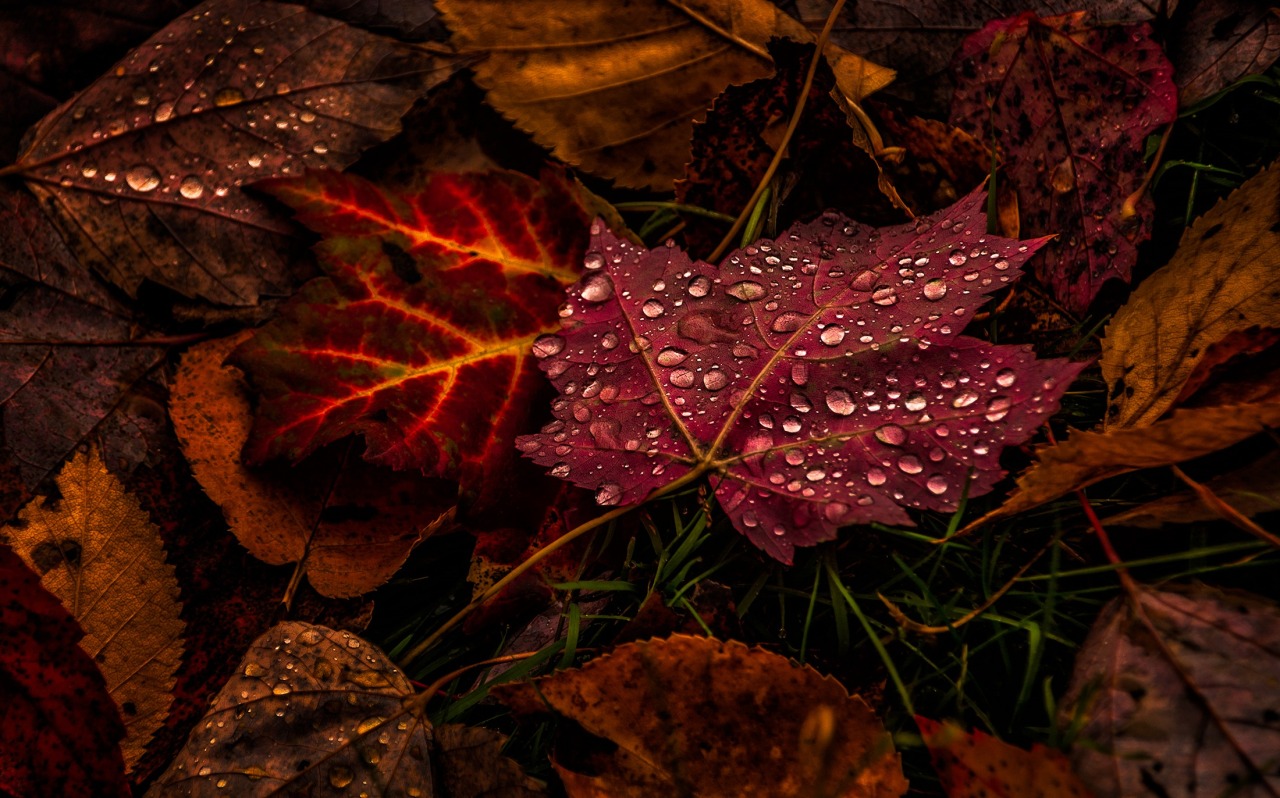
[
  {"left": 917, "top": 717, "right": 1095, "bottom": 798},
  {"left": 169, "top": 333, "right": 455, "bottom": 598},
  {"left": 5, "top": 446, "right": 185, "bottom": 772},
  {"left": 1101, "top": 161, "right": 1280, "bottom": 428},
  {"left": 439, "top": 0, "right": 894, "bottom": 188},
  {"left": 147, "top": 622, "right": 544, "bottom": 797},
  {"left": 500, "top": 634, "right": 908, "bottom": 798}
]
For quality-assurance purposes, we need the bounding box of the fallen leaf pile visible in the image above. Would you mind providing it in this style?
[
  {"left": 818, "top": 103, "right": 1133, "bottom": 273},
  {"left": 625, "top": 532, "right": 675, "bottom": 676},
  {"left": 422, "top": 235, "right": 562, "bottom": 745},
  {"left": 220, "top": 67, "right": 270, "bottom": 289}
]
[{"left": 1, "top": 0, "right": 1279, "bottom": 795}]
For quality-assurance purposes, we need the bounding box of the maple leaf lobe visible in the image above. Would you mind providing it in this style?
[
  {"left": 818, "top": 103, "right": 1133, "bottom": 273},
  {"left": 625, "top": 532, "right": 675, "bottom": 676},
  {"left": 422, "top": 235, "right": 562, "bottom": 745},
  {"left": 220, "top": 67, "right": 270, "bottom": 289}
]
[{"left": 520, "top": 191, "right": 1083, "bottom": 562}]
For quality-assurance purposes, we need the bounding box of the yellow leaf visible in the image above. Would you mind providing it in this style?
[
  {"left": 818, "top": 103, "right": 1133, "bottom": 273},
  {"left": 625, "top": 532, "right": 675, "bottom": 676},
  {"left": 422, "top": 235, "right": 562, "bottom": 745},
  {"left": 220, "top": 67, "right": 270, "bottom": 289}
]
[
  {"left": 439, "top": 0, "right": 894, "bottom": 188},
  {"left": 7, "top": 446, "right": 185, "bottom": 772},
  {"left": 1101, "top": 161, "right": 1280, "bottom": 428}
]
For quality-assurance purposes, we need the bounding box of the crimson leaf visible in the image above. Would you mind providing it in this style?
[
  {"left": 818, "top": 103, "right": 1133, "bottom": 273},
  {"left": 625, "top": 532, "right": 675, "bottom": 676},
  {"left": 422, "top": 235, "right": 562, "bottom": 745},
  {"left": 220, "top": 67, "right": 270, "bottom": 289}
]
[
  {"left": 518, "top": 190, "right": 1082, "bottom": 562},
  {"left": 950, "top": 11, "right": 1177, "bottom": 314}
]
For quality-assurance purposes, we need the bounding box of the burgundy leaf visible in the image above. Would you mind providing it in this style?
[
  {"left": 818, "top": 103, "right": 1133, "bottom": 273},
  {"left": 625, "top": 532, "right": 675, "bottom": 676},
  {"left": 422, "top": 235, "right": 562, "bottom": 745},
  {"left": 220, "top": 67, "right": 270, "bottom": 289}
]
[
  {"left": 950, "top": 12, "right": 1177, "bottom": 313},
  {"left": 518, "top": 190, "right": 1082, "bottom": 562}
]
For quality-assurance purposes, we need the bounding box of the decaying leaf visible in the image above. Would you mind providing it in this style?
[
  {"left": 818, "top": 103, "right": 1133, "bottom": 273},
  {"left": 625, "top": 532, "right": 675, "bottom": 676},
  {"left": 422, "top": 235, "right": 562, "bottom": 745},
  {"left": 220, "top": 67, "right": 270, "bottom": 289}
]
[
  {"left": 4, "top": 446, "right": 185, "bottom": 771},
  {"left": 1061, "top": 585, "right": 1280, "bottom": 797},
  {"left": 500, "top": 634, "right": 907, "bottom": 798},
  {"left": 171, "top": 332, "right": 455, "bottom": 598},
  {"left": 148, "top": 621, "right": 543, "bottom": 797},
  {"left": 1171, "top": 1, "right": 1280, "bottom": 106},
  {"left": 12, "top": 0, "right": 458, "bottom": 306},
  {"left": 0, "top": 544, "right": 129, "bottom": 798},
  {"left": 230, "top": 168, "right": 597, "bottom": 490},
  {"left": 917, "top": 717, "right": 1095, "bottom": 798},
  {"left": 1101, "top": 162, "right": 1280, "bottom": 429},
  {"left": 519, "top": 188, "right": 1081, "bottom": 561},
  {"left": 950, "top": 11, "right": 1177, "bottom": 314},
  {"left": 437, "top": 0, "right": 893, "bottom": 189},
  {"left": 1104, "top": 449, "right": 1280, "bottom": 529}
]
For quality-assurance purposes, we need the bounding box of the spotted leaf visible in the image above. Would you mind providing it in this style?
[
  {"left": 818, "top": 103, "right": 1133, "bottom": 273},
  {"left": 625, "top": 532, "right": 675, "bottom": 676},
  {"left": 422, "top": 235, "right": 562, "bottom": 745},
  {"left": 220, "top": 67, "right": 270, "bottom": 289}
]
[{"left": 518, "top": 189, "right": 1082, "bottom": 562}]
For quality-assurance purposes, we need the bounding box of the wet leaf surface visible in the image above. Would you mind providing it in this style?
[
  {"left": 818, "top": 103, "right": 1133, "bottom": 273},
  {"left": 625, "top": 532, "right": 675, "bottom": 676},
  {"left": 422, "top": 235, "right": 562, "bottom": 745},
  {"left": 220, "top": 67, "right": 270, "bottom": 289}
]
[
  {"left": 1062, "top": 585, "right": 1280, "bottom": 797},
  {"left": 12, "top": 0, "right": 459, "bottom": 306},
  {"left": 231, "top": 168, "right": 597, "bottom": 489},
  {"left": 917, "top": 717, "right": 1095, "bottom": 798},
  {"left": 519, "top": 189, "right": 1081, "bottom": 561},
  {"left": 500, "top": 634, "right": 907, "bottom": 798},
  {"left": 950, "top": 11, "right": 1177, "bottom": 314},
  {"left": 0, "top": 544, "right": 128, "bottom": 798},
  {"left": 438, "top": 0, "right": 893, "bottom": 189},
  {"left": 5, "top": 446, "right": 185, "bottom": 772},
  {"left": 148, "top": 621, "right": 543, "bottom": 797},
  {"left": 171, "top": 332, "right": 455, "bottom": 597}
]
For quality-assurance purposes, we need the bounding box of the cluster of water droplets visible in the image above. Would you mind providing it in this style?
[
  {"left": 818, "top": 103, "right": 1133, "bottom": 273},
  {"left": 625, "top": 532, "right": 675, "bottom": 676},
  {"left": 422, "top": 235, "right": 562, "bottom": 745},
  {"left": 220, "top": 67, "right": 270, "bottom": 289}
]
[{"left": 160, "top": 624, "right": 429, "bottom": 795}]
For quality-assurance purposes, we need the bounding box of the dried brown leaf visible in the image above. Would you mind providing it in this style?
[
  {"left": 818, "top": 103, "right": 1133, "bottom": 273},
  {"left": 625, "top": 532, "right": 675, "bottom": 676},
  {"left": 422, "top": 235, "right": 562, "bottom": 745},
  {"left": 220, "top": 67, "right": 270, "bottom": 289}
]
[
  {"left": 4, "top": 446, "right": 185, "bottom": 772},
  {"left": 438, "top": 0, "right": 894, "bottom": 189},
  {"left": 1103, "top": 449, "right": 1280, "bottom": 528}
]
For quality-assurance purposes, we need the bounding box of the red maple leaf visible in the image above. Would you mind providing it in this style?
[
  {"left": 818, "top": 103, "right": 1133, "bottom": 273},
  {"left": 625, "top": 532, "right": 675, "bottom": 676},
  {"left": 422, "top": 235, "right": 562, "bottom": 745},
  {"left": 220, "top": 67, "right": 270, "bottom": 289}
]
[
  {"left": 518, "top": 189, "right": 1083, "bottom": 562},
  {"left": 950, "top": 11, "right": 1177, "bottom": 314}
]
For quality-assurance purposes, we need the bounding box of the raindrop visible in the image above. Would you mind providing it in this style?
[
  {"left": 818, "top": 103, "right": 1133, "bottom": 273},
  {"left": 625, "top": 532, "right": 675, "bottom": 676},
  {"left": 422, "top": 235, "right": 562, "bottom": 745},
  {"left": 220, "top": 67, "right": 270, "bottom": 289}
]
[
  {"left": 656, "top": 347, "right": 688, "bottom": 366},
  {"left": 601, "top": 332, "right": 619, "bottom": 349},
  {"left": 550, "top": 463, "right": 570, "bottom": 478},
  {"left": 952, "top": 390, "right": 979, "bottom": 408},
  {"left": 213, "top": 86, "right": 245, "bottom": 107},
  {"left": 790, "top": 364, "right": 809, "bottom": 386},
  {"left": 820, "top": 325, "right": 846, "bottom": 346},
  {"left": 866, "top": 467, "right": 887, "bottom": 486},
  {"left": 785, "top": 450, "right": 805, "bottom": 466},
  {"left": 904, "top": 393, "right": 926, "bottom": 411},
  {"left": 579, "top": 273, "right": 613, "bottom": 302},
  {"left": 583, "top": 253, "right": 604, "bottom": 270},
  {"left": 328, "top": 766, "right": 354, "bottom": 789},
  {"left": 874, "top": 424, "right": 907, "bottom": 446},
  {"left": 851, "top": 269, "right": 877, "bottom": 291},
  {"left": 897, "top": 455, "right": 923, "bottom": 474},
  {"left": 272, "top": 682, "right": 292, "bottom": 695},
  {"left": 771, "top": 312, "right": 806, "bottom": 333},
  {"left": 179, "top": 175, "right": 205, "bottom": 199},
  {"left": 596, "top": 483, "right": 622, "bottom": 506},
  {"left": 125, "top": 165, "right": 160, "bottom": 192},
  {"left": 789, "top": 392, "right": 812, "bottom": 413},
  {"left": 985, "top": 396, "right": 1012, "bottom": 422},
  {"left": 995, "top": 368, "right": 1017, "bottom": 387},
  {"left": 531, "top": 334, "right": 564, "bottom": 358},
  {"left": 81, "top": 165, "right": 98, "bottom": 179},
  {"left": 806, "top": 469, "right": 826, "bottom": 482},
  {"left": 872, "top": 286, "right": 898, "bottom": 306},
  {"left": 299, "top": 111, "right": 316, "bottom": 123},
  {"left": 669, "top": 368, "right": 695, "bottom": 388},
  {"left": 313, "top": 143, "right": 329, "bottom": 155},
  {"left": 824, "top": 389, "right": 855, "bottom": 416},
  {"left": 948, "top": 249, "right": 967, "bottom": 266},
  {"left": 923, "top": 279, "right": 947, "bottom": 301},
  {"left": 758, "top": 414, "right": 775, "bottom": 429},
  {"left": 687, "top": 275, "right": 711, "bottom": 297},
  {"left": 824, "top": 502, "right": 849, "bottom": 522},
  {"left": 702, "top": 369, "right": 728, "bottom": 391},
  {"left": 742, "top": 512, "right": 759, "bottom": 528},
  {"left": 732, "top": 344, "right": 759, "bottom": 359},
  {"left": 726, "top": 280, "right": 766, "bottom": 301},
  {"left": 642, "top": 299, "right": 665, "bottom": 318},
  {"left": 782, "top": 416, "right": 802, "bottom": 433},
  {"left": 926, "top": 475, "right": 949, "bottom": 495}
]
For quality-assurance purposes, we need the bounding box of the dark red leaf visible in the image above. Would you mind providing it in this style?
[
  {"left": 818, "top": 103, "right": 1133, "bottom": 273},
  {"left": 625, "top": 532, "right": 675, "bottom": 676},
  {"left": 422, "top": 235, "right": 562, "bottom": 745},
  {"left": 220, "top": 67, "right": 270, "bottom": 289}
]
[
  {"left": 950, "top": 12, "right": 1177, "bottom": 313},
  {"left": 518, "top": 190, "right": 1083, "bottom": 562},
  {"left": 11, "top": 0, "right": 458, "bottom": 306},
  {"left": 0, "top": 544, "right": 128, "bottom": 798},
  {"left": 230, "top": 168, "right": 596, "bottom": 489}
]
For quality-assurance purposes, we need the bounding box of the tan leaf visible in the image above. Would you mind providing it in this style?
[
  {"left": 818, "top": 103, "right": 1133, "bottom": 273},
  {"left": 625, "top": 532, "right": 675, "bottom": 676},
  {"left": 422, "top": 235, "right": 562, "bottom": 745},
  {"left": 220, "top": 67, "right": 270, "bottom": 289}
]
[
  {"left": 1061, "top": 585, "right": 1280, "bottom": 798},
  {"left": 5, "top": 446, "right": 185, "bottom": 772},
  {"left": 917, "top": 717, "right": 1095, "bottom": 798},
  {"left": 965, "top": 403, "right": 1280, "bottom": 529},
  {"left": 147, "top": 622, "right": 544, "bottom": 797},
  {"left": 500, "top": 634, "right": 908, "bottom": 797},
  {"left": 169, "top": 332, "right": 455, "bottom": 598},
  {"left": 439, "top": 0, "right": 894, "bottom": 188},
  {"left": 1101, "top": 161, "right": 1280, "bottom": 429}
]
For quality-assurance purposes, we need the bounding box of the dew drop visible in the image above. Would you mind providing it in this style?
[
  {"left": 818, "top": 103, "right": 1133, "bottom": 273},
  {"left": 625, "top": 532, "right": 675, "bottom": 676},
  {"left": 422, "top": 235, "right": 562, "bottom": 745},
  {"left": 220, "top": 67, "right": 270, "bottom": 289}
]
[
  {"left": 866, "top": 467, "right": 887, "bottom": 486},
  {"left": 213, "top": 86, "right": 245, "bottom": 107},
  {"left": 872, "top": 286, "right": 898, "bottom": 306},
  {"left": 758, "top": 414, "right": 775, "bottom": 429},
  {"left": 583, "top": 252, "right": 604, "bottom": 270},
  {"left": 923, "top": 279, "right": 947, "bottom": 301},
  {"left": 874, "top": 424, "right": 907, "bottom": 446},
  {"left": 702, "top": 369, "right": 728, "bottom": 391},
  {"left": 948, "top": 249, "right": 967, "bottom": 266},
  {"left": 81, "top": 165, "right": 98, "bottom": 179},
  {"left": 656, "top": 347, "right": 688, "bottom": 366},
  {"left": 328, "top": 766, "right": 354, "bottom": 789},
  {"left": 313, "top": 143, "right": 329, "bottom": 155},
  {"left": 851, "top": 269, "right": 877, "bottom": 292},
  {"left": 897, "top": 455, "right": 923, "bottom": 474},
  {"left": 824, "top": 389, "right": 855, "bottom": 416},
  {"left": 579, "top": 273, "right": 614, "bottom": 302},
  {"left": 819, "top": 325, "right": 847, "bottom": 346},
  {"left": 996, "top": 368, "right": 1017, "bottom": 387},
  {"left": 726, "top": 280, "right": 766, "bottom": 301},
  {"left": 985, "top": 396, "right": 1012, "bottom": 422},
  {"left": 125, "top": 165, "right": 160, "bottom": 192},
  {"left": 806, "top": 469, "right": 826, "bottom": 482},
  {"left": 771, "top": 312, "right": 806, "bottom": 333},
  {"left": 550, "top": 462, "right": 570, "bottom": 478},
  {"left": 790, "top": 364, "right": 809, "bottom": 386},
  {"left": 732, "top": 344, "right": 759, "bottom": 359},
  {"left": 531, "top": 334, "right": 564, "bottom": 358},
  {"left": 596, "top": 483, "right": 622, "bottom": 506},
  {"left": 669, "top": 368, "right": 695, "bottom": 388},
  {"left": 904, "top": 393, "right": 926, "bottom": 412},
  {"left": 178, "top": 175, "right": 205, "bottom": 199},
  {"left": 687, "top": 275, "right": 711, "bottom": 297},
  {"left": 926, "top": 475, "right": 949, "bottom": 495},
  {"left": 642, "top": 299, "right": 665, "bottom": 318},
  {"left": 742, "top": 511, "right": 759, "bottom": 528},
  {"left": 789, "top": 392, "right": 812, "bottom": 413},
  {"left": 601, "top": 332, "right": 619, "bottom": 349},
  {"left": 824, "top": 502, "right": 849, "bottom": 522},
  {"left": 785, "top": 450, "right": 805, "bottom": 466},
  {"left": 952, "top": 390, "right": 979, "bottom": 408},
  {"left": 782, "top": 416, "right": 802, "bottom": 433}
]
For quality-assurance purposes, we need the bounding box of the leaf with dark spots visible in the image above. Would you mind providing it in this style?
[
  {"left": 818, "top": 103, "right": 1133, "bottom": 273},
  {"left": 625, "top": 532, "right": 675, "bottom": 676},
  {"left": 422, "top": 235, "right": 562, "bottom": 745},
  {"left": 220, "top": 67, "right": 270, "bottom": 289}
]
[
  {"left": 1061, "top": 585, "right": 1280, "bottom": 798},
  {"left": 519, "top": 188, "right": 1082, "bottom": 562},
  {"left": 11, "top": 0, "right": 460, "bottom": 306},
  {"left": 950, "top": 11, "right": 1177, "bottom": 314},
  {"left": 230, "top": 168, "right": 599, "bottom": 493},
  {"left": 1171, "top": 1, "right": 1280, "bottom": 106},
  {"left": 0, "top": 544, "right": 129, "bottom": 798},
  {"left": 917, "top": 717, "right": 1096, "bottom": 798}
]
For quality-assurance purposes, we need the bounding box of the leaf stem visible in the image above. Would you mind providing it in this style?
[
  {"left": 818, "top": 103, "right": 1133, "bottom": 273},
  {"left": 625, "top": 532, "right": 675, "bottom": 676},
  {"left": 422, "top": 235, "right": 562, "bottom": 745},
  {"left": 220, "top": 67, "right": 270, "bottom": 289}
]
[{"left": 707, "top": 0, "right": 848, "bottom": 262}]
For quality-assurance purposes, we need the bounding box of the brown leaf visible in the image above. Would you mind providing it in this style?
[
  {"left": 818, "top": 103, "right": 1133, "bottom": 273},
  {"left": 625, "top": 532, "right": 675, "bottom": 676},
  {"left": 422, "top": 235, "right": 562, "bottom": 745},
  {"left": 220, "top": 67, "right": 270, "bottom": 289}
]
[
  {"left": 500, "top": 634, "right": 908, "bottom": 798},
  {"left": 1101, "top": 161, "right": 1280, "bottom": 429},
  {"left": 170, "top": 332, "right": 455, "bottom": 598},
  {"left": 4, "top": 446, "right": 185, "bottom": 772},
  {"left": 438, "top": 0, "right": 894, "bottom": 189},
  {"left": 12, "top": 0, "right": 459, "bottom": 306},
  {"left": 917, "top": 717, "right": 1095, "bottom": 798},
  {"left": 1172, "top": 1, "right": 1280, "bottom": 106},
  {"left": 1103, "top": 449, "right": 1280, "bottom": 528},
  {"left": 147, "top": 621, "right": 543, "bottom": 797},
  {"left": 1061, "top": 585, "right": 1280, "bottom": 798}
]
